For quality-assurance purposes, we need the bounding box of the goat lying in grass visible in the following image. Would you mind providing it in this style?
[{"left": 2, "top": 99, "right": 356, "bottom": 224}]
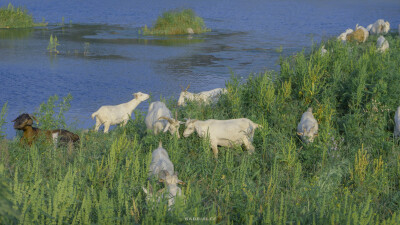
[
  {"left": 91, "top": 92, "right": 150, "bottom": 133},
  {"left": 12, "top": 113, "right": 79, "bottom": 146}
]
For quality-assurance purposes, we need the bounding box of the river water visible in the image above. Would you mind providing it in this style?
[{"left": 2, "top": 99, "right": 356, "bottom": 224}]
[{"left": 1, "top": 0, "right": 399, "bottom": 137}]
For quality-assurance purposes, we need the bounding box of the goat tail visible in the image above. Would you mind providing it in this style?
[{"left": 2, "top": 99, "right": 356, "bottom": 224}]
[{"left": 91, "top": 111, "right": 99, "bottom": 119}]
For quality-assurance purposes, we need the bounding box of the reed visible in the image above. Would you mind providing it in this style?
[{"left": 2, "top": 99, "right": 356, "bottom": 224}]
[{"left": 0, "top": 3, "right": 47, "bottom": 28}]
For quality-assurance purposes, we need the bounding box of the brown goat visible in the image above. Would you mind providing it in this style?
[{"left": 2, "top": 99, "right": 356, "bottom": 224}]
[{"left": 12, "top": 113, "right": 79, "bottom": 146}]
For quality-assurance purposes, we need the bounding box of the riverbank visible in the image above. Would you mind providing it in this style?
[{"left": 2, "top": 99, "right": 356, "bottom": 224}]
[{"left": 1, "top": 32, "right": 400, "bottom": 224}]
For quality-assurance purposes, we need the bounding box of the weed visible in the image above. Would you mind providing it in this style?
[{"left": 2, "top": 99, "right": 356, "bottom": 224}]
[{"left": 47, "top": 34, "right": 60, "bottom": 54}]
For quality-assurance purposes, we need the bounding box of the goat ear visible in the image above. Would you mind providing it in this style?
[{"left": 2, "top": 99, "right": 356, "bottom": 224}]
[
  {"left": 178, "top": 179, "right": 184, "bottom": 185},
  {"left": 133, "top": 93, "right": 138, "bottom": 98},
  {"left": 297, "top": 132, "right": 303, "bottom": 136},
  {"left": 314, "top": 133, "right": 319, "bottom": 137}
]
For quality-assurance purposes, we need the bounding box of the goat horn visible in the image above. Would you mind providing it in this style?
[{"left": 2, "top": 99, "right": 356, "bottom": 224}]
[
  {"left": 180, "top": 85, "right": 185, "bottom": 92},
  {"left": 29, "top": 114, "right": 38, "bottom": 122},
  {"left": 185, "top": 84, "right": 190, "bottom": 92},
  {"left": 175, "top": 111, "right": 178, "bottom": 120},
  {"left": 158, "top": 116, "right": 174, "bottom": 124}
]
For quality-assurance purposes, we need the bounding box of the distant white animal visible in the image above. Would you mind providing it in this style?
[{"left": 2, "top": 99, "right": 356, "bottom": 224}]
[
  {"left": 337, "top": 28, "right": 354, "bottom": 42},
  {"left": 320, "top": 45, "right": 327, "bottom": 56},
  {"left": 183, "top": 118, "right": 262, "bottom": 157},
  {"left": 91, "top": 92, "right": 149, "bottom": 133},
  {"left": 368, "top": 19, "right": 390, "bottom": 35},
  {"left": 377, "top": 36, "right": 389, "bottom": 53},
  {"left": 145, "top": 101, "right": 183, "bottom": 138},
  {"left": 297, "top": 108, "right": 318, "bottom": 144},
  {"left": 394, "top": 107, "right": 400, "bottom": 138},
  {"left": 177, "top": 85, "right": 227, "bottom": 106}
]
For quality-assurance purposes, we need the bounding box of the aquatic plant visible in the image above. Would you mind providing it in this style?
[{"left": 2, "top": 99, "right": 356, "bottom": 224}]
[
  {"left": 0, "top": 3, "right": 47, "bottom": 28},
  {"left": 2, "top": 34, "right": 400, "bottom": 224},
  {"left": 47, "top": 34, "right": 60, "bottom": 54},
  {"left": 141, "top": 9, "right": 210, "bottom": 35}
]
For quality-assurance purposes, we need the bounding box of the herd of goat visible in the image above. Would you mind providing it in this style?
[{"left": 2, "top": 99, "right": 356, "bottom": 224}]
[{"left": 10, "top": 19, "right": 400, "bottom": 208}]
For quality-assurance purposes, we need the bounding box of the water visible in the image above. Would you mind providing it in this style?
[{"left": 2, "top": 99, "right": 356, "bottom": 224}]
[{"left": 1, "top": 0, "right": 399, "bottom": 138}]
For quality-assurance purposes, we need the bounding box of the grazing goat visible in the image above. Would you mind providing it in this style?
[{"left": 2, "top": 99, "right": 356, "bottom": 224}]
[
  {"left": 297, "top": 108, "right": 318, "bottom": 144},
  {"left": 367, "top": 19, "right": 390, "bottom": 35},
  {"left": 377, "top": 36, "right": 389, "bottom": 53},
  {"left": 177, "top": 85, "right": 227, "bottom": 106},
  {"left": 183, "top": 118, "right": 261, "bottom": 157},
  {"left": 142, "top": 170, "right": 183, "bottom": 209},
  {"left": 394, "top": 107, "right": 400, "bottom": 138},
  {"left": 145, "top": 101, "right": 184, "bottom": 138},
  {"left": 143, "top": 142, "right": 183, "bottom": 208},
  {"left": 148, "top": 142, "right": 175, "bottom": 178},
  {"left": 12, "top": 113, "right": 79, "bottom": 146},
  {"left": 91, "top": 92, "right": 149, "bottom": 133},
  {"left": 338, "top": 28, "right": 353, "bottom": 42}
]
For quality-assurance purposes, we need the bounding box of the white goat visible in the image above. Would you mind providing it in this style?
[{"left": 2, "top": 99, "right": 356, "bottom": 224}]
[
  {"left": 148, "top": 142, "right": 175, "bottom": 178},
  {"left": 145, "top": 101, "right": 184, "bottom": 138},
  {"left": 377, "top": 36, "right": 389, "bottom": 53},
  {"left": 297, "top": 108, "right": 318, "bottom": 144},
  {"left": 320, "top": 45, "right": 327, "bottom": 56},
  {"left": 183, "top": 118, "right": 261, "bottom": 157},
  {"left": 394, "top": 106, "right": 400, "bottom": 138},
  {"left": 144, "top": 142, "right": 183, "bottom": 208},
  {"left": 337, "top": 28, "right": 354, "bottom": 42},
  {"left": 355, "top": 24, "right": 369, "bottom": 42},
  {"left": 91, "top": 92, "right": 149, "bottom": 133},
  {"left": 368, "top": 19, "right": 390, "bottom": 35},
  {"left": 142, "top": 171, "right": 183, "bottom": 209},
  {"left": 177, "top": 85, "right": 227, "bottom": 106}
]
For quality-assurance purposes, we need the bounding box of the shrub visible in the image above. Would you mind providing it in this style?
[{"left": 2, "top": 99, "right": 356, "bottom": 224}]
[{"left": 141, "top": 9, "right": 210, "bottom": 35}]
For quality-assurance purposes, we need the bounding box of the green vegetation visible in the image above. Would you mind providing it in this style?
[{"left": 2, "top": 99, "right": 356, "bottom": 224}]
[
  {"left": 0, "top": 3, "right": 47, "bottom": 28},
  {"left": 47, "top": 34, "right": 60, "bottom": 54},
  {"left": 141, "top": 9, "right": 210, "bottom": 35},
  {"left": 1, "top": 33, "right": 400, "bottom": 224}
]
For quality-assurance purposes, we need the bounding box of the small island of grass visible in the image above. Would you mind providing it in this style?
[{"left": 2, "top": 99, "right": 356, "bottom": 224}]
[
  {"left": 141, "top": 9, "right": 210, "bottom": 35},
  {"left": 0, "top": 3, "right": 47, "bottom": 28}
]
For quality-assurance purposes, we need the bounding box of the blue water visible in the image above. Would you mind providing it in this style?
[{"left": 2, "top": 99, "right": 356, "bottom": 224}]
[{"left": 1, "top": 0, "right": 399, "bottom": 138}]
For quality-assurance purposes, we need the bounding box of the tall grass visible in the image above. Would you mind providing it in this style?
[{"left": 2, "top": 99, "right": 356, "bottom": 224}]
[
  {"left": 141, "top": 9, "right": 210, "bottom": 35},
  {"left": 1, "top": 33, "right": 400, "bottom": 224},
  {"left": 0, "top": 3, "right": 47, "bottom": 28}
]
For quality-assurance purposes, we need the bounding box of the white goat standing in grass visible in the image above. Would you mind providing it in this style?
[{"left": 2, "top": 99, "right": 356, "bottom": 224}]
[
  {"left": 143, "top": 142, "right": 183, "bottom": 209},
  {"left": 91, "top": 92, "right": 149, "bottom": 133},
  {"left": 177, "top": 85, "right": 227, "bottom": 106},
  {"left": 145, "top": 101, "right": 184, "bottom": 138}
]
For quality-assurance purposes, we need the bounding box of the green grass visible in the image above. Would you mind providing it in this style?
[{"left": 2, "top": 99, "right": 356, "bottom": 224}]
[
  {"left": 0, "top": 3, "right": 47, "bottom": 28},
  {"left": 141, "top": 9, "right": 210, "bottom": 35},
  {"left": 1, "top": 33, "right": 400, "bottom": 224}
]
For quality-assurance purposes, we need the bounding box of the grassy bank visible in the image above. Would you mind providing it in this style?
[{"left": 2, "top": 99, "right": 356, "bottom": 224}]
[
  {"left": 141, "top": 9, "right": 210, "bottom": 35},
  {"left": 0, "top": 3, "right": 47, "bottom": 28},
  {"left": 1, "top": 33, "right": 400, "bottom": 224}
]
